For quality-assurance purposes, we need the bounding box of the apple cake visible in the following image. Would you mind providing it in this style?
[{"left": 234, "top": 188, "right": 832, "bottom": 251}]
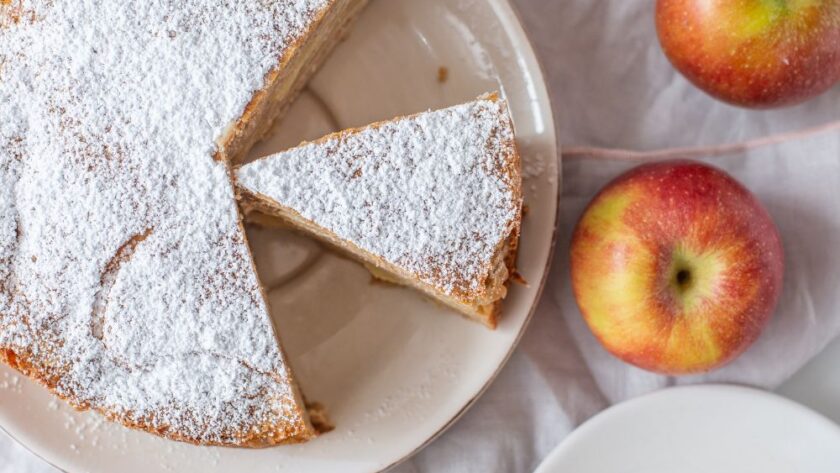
[
  {"left": 0, "top": 0, "right": 367, "bottom": 446},
  {"left": 236, "top": 94, "right": 523, "bottom": 328}
]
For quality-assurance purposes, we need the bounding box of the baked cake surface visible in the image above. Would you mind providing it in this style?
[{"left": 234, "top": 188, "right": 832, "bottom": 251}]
[
  {"left": 0, "top": 0, "right": 361, "bottom": 446},
  {"left": 236, "top": 95, "right": 523, "bottom": 328}
]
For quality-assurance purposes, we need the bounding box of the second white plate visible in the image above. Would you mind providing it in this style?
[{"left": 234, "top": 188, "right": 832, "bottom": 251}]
[{"left": 536, "top": 385, "right": 840, "bottom": 473}]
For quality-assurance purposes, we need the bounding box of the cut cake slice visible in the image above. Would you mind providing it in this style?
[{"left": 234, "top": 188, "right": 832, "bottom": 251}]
[
  {"left": 236, "top": 94, "right": 523, "bottom": 328},
  {"left": 0, "top": 0, "right": 367, "bottom": 446}
]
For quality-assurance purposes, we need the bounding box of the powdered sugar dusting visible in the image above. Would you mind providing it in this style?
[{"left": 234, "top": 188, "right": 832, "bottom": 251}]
[
  {"left": 0, "top": 0, "right": 330, "bottom": 444},
  {"left": 237, "top": 97, "right": 521, "bottom": 297}
]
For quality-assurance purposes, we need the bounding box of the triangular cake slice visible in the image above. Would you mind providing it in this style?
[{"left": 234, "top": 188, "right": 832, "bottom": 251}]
[
  {"left": 0, "top": 0, "right": 366, "bottom": 446},
  {"left": 236, "top": 95, "right": 523, "bottom": 328}
]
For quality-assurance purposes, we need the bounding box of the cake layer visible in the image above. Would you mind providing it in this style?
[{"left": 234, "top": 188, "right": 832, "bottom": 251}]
[
  {"left": 236, "top": 95, "right": 523, "bottom": 328},
  {"left": 0, "top": 0, "right": 365, "bottom": 446}
]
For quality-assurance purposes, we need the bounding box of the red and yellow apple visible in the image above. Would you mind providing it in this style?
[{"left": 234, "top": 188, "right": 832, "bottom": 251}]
[
  {"left": 570, "top": 161, "right": 784, "bottom": 375},
  {"left": 656, "top": 0, "right": 840, "bottom": 108}
]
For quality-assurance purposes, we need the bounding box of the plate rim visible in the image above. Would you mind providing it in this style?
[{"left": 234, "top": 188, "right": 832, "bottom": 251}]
[
  {"left": 534, "top": 384, "right": 840, "bottom": 473},
  {"left": 0, "top": 0, "right": 560, "bottom": 471},
  {"left": 0, "top": 426, "right": 69, "bottom": 473}
]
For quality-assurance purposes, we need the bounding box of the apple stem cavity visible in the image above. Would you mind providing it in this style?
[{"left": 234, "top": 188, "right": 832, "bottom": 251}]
[
  {"left": 675, "top": 268, "right": 692, "bottom": 289},
  {"left": 669, "top": 260, "right": 695, "bottom": 297}
]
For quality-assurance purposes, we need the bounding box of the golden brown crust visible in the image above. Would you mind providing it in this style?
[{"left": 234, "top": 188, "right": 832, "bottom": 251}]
[
  {"left": 478, "top": 213, "right": 523, "bottom": 329},
  {"left": 0, "top": 346, "right": 315, "bottom": 447},
  {"left": 476, "top": 97, "right": 523, "bottom": 328}
]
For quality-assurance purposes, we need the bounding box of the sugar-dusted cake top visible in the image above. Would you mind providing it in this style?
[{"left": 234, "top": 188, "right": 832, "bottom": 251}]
[
  {"left": 0, "top": 0, "right": 329, "bottom": 444},
  {"left": 237, "top": 96, "right": 522, "bottom": 300}
]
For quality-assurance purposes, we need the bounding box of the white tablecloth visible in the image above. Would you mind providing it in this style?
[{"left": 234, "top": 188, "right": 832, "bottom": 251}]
[{"left": 4, "top": 1, "right": 840, "bottom": 472}]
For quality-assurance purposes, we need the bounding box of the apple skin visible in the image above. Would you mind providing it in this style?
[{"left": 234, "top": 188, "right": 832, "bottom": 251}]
[
  {"left": 656, "top": 0, "right": 840, "bottom": 108},
  {"left": 570, "top": 161, "right": 784, "bottom": 375}
]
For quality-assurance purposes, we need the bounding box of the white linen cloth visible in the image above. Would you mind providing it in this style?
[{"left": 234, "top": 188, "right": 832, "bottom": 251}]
[{"left": 3, "top": 1, "right": 840, "bottom": 472}]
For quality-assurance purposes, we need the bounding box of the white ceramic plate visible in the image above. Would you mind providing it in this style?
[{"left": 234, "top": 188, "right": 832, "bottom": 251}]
[
  {"left": 535, "top": 385, "right": 840, "bottom": 473},
  {"left": 0, "top": 0, "right": 558, "bottom": 472}
]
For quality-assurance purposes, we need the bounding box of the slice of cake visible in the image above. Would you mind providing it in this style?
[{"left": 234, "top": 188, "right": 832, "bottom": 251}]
[
  {"left": 0, "top": 0, "right": 366, "bottom": 446},
  {"left": 236, "top": 95, "right": 523, "bottom": 328}
]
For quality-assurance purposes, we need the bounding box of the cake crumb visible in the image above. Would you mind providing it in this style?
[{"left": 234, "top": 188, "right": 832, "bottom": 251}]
[
  {"left": 510, "top": 271, "right": 528, "bottom": 286},
  {"left": 437, "top": 66, "right": 448, "bottom": 83}
]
